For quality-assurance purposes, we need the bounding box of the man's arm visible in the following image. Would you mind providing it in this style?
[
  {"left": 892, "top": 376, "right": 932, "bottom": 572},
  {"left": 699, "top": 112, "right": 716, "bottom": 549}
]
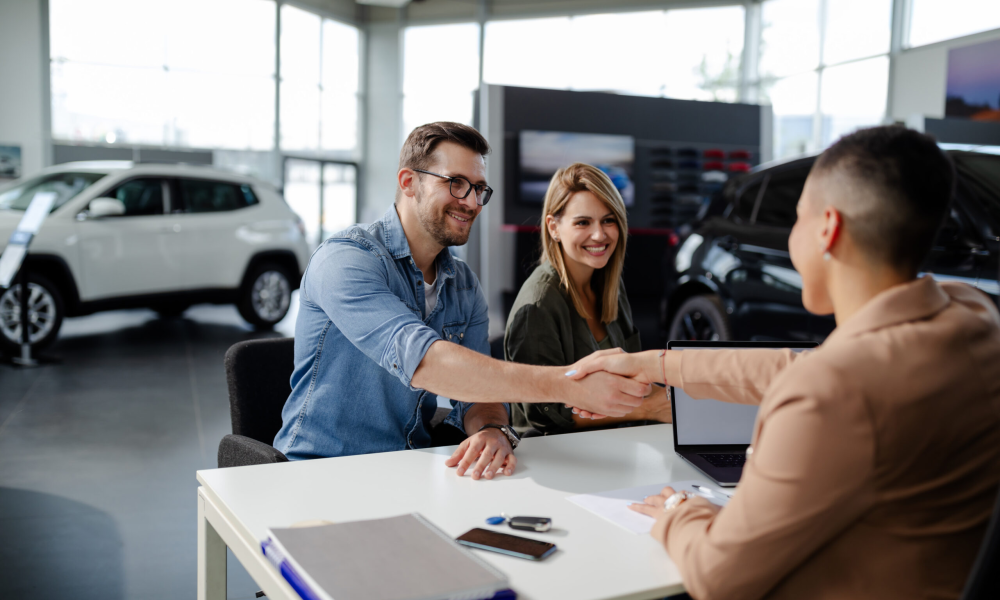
[
  {"left": 312, "top": 240, "right": 649, "bottom": 417},
  {"left": 411, "top": 341, "right": 650, "bottom": 417}
]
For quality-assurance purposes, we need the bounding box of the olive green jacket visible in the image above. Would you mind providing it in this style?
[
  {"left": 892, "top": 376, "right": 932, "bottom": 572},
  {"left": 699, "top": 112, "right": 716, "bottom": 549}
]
[{"left": 503, "top": 263, "right": 641, "bottom": 434}]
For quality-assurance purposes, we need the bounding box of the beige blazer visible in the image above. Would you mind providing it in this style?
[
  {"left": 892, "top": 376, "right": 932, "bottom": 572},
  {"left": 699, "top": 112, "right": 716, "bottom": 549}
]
[{"left": 660, "top": 277, "right": 1000, "bottom": 600}]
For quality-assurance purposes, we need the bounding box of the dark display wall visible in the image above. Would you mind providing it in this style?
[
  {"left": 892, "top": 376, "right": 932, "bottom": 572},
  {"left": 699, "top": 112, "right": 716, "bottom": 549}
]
[
  {"left": 502, "top": 86, "right": 762, "bottom": 229},
  {"left": 497, "top": 86, "right": 764, "bottom": 346}
]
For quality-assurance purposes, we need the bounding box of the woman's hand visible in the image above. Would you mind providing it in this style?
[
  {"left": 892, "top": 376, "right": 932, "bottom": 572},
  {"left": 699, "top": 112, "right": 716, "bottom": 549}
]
[{"left": 628, "top": 486, "right": 676, "bottom": 543}]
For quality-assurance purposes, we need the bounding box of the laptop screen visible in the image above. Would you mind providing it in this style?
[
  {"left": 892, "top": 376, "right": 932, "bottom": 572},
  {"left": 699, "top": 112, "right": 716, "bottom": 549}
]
[{"left": 670, "top": 343, "right": 814, "bottom": 447}]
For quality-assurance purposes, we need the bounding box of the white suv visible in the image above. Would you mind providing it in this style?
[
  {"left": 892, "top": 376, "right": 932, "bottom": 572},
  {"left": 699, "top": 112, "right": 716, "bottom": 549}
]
[{"left": 0, "top": 161, "right": 312, "bottom": 354}]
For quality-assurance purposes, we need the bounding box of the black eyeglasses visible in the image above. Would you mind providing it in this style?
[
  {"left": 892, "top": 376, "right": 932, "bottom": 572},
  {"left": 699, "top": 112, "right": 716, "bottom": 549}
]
[{"left": 413, "top": 169, "right": 493, "bottom": 206}]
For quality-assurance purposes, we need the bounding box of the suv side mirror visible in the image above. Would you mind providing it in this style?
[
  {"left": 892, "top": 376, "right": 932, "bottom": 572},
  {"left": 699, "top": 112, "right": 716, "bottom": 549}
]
[{"left": 87, "top": 198, "right": 126, "bottom": 219}]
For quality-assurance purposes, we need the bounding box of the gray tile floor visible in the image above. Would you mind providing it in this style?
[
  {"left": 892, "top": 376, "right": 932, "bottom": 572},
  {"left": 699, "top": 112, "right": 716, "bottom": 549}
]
[{"left": 0, "top": 297, "right": 299, "bottom": 600}]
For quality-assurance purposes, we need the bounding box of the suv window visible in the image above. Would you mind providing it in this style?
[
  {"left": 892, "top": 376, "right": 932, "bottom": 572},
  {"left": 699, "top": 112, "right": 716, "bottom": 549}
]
[
  {"left": 108, "top": 178, "right": 165, "bottom": 216},
  {"left": 0, "top": 172, "right": 106, "bottom": 211},
  {"left": 754, "top": 170, "right": 807, "bottom": 228},
  {"left": 177, "top": 179, "right": 259, "bottom": 213}
]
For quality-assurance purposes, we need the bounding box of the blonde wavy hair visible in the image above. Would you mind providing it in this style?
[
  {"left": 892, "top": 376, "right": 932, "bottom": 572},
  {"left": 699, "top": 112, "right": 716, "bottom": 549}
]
[{"left": 540, "top": 163, "right": 628, "bottom": 324}]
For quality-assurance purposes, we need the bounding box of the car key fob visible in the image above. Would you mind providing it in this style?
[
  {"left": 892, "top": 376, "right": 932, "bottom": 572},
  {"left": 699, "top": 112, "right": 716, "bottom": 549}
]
[{"left": 508, "top": 516, "right": 552, "bottom": 532}]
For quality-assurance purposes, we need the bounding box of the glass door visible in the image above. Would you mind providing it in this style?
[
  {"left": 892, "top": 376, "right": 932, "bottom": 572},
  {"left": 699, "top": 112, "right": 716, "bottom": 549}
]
[{"left": 283, "top": 158, "right": 357, "bottom": 247}]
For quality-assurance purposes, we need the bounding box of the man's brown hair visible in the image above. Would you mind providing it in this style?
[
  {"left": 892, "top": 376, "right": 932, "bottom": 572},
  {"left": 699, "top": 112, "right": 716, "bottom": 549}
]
[{"left": 398, "top": 122, "right": 491, "bottom": 173}]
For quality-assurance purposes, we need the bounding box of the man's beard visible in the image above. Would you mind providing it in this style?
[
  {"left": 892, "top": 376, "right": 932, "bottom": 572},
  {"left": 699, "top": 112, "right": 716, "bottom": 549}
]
[{"left": 414, "top": 190, "right": 476, "bottom": 247}]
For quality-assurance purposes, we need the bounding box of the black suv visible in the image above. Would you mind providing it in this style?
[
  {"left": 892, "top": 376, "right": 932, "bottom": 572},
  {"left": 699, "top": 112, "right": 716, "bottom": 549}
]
[{"left": 661, "top": 150, "right": 1000, "bottom": 343}]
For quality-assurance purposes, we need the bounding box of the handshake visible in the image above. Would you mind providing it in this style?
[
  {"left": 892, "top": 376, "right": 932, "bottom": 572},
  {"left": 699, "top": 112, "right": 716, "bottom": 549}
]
[{"left": 559, "top": 349, "right": 670, "bottom": 420}]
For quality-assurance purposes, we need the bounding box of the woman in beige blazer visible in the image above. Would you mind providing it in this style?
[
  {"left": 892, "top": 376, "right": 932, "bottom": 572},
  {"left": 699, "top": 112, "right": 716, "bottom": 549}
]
[{"left": 569, "top": 126, "right": 1000, "bottom": 600}]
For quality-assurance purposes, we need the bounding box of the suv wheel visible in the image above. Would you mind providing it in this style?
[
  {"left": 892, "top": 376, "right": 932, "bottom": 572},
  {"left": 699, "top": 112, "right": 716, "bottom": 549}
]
[
  {"left": 0, "top": 274, "right": 65, "bottom": 355},
  {"left": 668, "top": 295, "right": 731, "bottom": 342},
  {"left": 238, "top": 263, "right": 292, "bottom": 329}
]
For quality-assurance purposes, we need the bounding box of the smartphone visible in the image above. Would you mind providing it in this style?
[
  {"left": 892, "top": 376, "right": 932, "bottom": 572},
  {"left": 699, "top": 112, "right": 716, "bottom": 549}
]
[{"left": 456, "top": 528, "right": 557, "bottom": 561}]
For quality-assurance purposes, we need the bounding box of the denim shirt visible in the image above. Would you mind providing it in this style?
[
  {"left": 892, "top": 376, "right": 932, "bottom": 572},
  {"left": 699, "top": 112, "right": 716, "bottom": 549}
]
[{"left": 274, "top": 206, "right": 504, "bottom": 460}]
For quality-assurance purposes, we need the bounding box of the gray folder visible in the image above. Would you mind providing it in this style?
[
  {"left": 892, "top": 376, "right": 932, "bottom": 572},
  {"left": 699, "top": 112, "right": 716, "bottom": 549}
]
[{"left": 268, "top": 513, "right": 509, "bottom": 600}]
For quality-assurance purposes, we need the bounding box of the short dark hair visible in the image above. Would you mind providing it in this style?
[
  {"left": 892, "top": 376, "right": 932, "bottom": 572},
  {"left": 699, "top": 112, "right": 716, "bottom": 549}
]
[
  {"left": 398, "top": 122, "right": 491, "bottom": 173},
  {"left": 812, "top": 125, "right": 956, "bottom": 276}
]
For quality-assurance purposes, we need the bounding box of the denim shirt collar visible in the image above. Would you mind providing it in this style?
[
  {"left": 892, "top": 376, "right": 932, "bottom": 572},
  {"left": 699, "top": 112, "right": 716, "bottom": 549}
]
[{"left": 382, "top": 205, "right": 458, "bottom": 282}]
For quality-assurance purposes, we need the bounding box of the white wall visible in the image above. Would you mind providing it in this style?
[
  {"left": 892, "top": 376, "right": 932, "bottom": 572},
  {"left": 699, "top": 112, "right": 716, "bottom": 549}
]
[
  {"left": 891, "top": 27, "right": 1000, "bottom": 121},
  {"left": 0, "top": 0, "right": 50, "bottom": 178}
]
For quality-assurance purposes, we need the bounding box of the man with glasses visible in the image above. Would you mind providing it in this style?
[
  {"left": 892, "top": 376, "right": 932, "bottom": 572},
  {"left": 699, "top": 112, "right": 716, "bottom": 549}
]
[{"left": 274, "top": 122, "right": 650, "bottom": 478}]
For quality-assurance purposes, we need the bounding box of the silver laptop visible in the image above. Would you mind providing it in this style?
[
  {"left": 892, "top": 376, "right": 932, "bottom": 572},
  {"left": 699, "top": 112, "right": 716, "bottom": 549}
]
[{"left": 669, "top": 340, "right": 816, "bottom": 487}]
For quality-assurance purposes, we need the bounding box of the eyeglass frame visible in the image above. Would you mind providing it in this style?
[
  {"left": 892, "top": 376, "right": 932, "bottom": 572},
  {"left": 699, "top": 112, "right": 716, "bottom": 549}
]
[{"left": 412, "top": 169, "right": 493, "bottom": 206}]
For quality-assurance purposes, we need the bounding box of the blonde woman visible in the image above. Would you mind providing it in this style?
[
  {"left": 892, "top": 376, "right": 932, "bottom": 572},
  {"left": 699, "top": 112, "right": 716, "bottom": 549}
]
[{"left": 504, "top": 163, "right": 671, "bottom": 434}]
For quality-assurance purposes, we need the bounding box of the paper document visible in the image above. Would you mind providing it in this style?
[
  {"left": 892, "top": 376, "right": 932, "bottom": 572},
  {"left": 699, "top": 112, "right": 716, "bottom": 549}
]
[{"left": 567, "top": 480, "right": 732, "bottom": 534}]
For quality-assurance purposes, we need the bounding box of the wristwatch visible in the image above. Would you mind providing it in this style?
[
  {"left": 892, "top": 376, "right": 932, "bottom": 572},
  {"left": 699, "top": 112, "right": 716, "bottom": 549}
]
[
  {"left": 478, "top": 423, "right": 520, "bottom": 450},
  {"left": 663, "top": 490, "right": 693, "bottom": 512}
]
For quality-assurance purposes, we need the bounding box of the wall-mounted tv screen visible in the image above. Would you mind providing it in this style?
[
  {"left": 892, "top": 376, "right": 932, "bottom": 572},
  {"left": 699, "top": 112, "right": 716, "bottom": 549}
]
[
  {"left": 946, "top": 37, "right": 1000, "bottom": 121},
  {"left": 519, "top": 130, "right": 635, "bottom": 206}
]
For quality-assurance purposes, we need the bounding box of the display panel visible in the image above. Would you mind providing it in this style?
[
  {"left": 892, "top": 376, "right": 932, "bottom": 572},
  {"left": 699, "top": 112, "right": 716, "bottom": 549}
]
[
  {"left": 945, "top": 37, "right": 1000, "bottom": 121},
  {"left": 518, "top": 130, "right": 635, "bottom": 206}
]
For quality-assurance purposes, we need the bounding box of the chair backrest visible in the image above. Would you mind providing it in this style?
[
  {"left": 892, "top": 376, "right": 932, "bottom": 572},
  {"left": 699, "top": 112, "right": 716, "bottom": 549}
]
[
  {"left": 224, "top": 337, "right": 295, "bottom": 444},
  {"left": 961, "top": 484, "right": 1000, "bottom": 600}
]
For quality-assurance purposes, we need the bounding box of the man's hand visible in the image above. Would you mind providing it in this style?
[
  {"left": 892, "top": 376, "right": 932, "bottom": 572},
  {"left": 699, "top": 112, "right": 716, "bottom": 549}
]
[
  {"left": 444, "top": 428, "right": 516, "bottom": 480},
  {"left": 569, "top": 383, "right": 672, "bottom": 421},
  {"left": 566, "top": 348, "right": 663, "bottom": 385},
  {"left": 564, "top": 370, "right": 651, "bottom": 417}
]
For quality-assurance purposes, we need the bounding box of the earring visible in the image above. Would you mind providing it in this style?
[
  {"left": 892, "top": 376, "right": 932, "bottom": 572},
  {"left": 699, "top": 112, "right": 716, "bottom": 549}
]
[{"left": 823, "top": 251, "right": 831, "bottom": 261}]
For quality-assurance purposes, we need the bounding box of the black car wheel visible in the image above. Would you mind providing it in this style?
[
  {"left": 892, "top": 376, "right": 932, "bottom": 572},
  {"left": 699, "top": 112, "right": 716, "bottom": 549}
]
[
  {"left": 237, "top": 262, "right": 292, "bottom": 330},
  {"left": 668, "top": 295, "right": 731, "bottom": 342},
  {"left": 0, "top": 273, "right": 65, "bottom": 355}
]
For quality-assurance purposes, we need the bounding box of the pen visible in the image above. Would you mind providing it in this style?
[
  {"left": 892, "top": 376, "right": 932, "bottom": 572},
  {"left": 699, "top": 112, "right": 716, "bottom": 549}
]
[
  {"left": 261, "top": 539, "right": 322, "bottom": 600},
  {"left": 693, "top": 484, "right": 732, "bottom": 499}
]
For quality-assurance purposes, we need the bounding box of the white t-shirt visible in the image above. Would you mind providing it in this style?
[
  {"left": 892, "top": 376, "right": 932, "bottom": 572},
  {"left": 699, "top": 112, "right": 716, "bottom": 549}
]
[{"left": 423, "top": 276, "right": 439, "bottom": 318}]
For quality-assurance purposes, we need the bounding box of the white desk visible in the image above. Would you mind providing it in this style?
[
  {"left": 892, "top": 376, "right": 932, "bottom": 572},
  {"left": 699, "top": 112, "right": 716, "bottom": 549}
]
[{"left": 196, "top": 424, "right": 699, "bottom": 600}]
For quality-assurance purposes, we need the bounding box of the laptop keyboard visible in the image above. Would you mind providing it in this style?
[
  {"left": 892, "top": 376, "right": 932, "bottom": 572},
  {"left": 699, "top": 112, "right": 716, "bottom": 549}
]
[{"left": 698, "top": 453, "right": 746, "bottom": 468}]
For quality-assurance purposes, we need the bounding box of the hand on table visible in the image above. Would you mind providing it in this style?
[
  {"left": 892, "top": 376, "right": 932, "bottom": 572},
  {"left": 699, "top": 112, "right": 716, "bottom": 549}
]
[
  {"left": 629, "top": 486, "right": 676, "bottom": 543},
  {"left": 444, "top": 428, "right": 516, "bottom": 480}
]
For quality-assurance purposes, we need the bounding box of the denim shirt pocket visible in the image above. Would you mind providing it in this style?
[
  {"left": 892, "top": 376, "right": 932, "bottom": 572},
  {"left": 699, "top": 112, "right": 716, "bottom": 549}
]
[{"left": 442, "top": 321, "right": 469, "bottom": 345}]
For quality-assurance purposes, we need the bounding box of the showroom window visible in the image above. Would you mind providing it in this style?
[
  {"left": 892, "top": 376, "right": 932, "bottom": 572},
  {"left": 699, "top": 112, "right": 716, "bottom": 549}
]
[
  {"left": 402, "top": 23, "right": 481, "bottom": 140},
  {"left": 50, "top": 0, "right": 277, "bottom": 150},
  {"left": 481, "top": 7, "right": 744, "bottom": 102},
  {"left": 755, "top": 0, "right": 892, "bottom": 160},
  {"left": 279, "top": 5, "right": 361, "bottom": 152},
  {"left": 908, "top": 0, "right": 1000, "bottom": 48}
]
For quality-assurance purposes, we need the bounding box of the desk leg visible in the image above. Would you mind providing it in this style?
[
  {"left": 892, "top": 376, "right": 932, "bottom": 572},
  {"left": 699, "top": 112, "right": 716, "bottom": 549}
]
[{"left": 198, "top": 492, "right": 227, "bottom": 600}]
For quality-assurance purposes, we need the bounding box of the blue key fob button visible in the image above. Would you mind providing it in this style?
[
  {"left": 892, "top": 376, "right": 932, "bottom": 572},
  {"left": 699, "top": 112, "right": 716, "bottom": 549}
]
[{"left": 485, "top": 516, "right": 507, "bottom": 525}]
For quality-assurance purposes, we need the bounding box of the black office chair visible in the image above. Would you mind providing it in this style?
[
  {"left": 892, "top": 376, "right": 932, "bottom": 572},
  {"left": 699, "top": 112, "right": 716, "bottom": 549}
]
[
  {"left": 217, "top": 337, "right": 295, "bottom": 468},
  {"left": 217, "top": 337, "right": 458, "bottom": 468},
  {"left": 961, "top": 484, "right": 1000, "bottom": 600}
]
